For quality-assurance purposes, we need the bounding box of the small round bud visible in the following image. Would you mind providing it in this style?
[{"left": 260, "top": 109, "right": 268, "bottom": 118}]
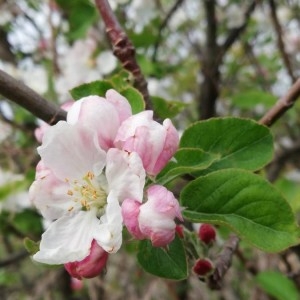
[
  {"left": 198, "top": 224, "right": 216, "bottom": 244},
  {"left": 175, "top": 225, "right": 184, "bottom": 238},
  {"left": 193, "top": 258, "right": 214, "bottom": 277}
]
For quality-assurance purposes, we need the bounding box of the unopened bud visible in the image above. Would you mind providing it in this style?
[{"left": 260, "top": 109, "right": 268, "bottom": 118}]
[
  {"left": 198, "top": 224, "right": 216, "bottom": 244},
  {"left": 193, "top": 258, "right": 214, "bottom": 277},
  {"left": 175, "top": 225, "right": 184, "bottom": 238}
]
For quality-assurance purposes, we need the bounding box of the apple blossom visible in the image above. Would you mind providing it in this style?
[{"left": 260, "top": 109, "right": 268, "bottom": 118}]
[
  {"left": 122, "top": 185, "right": 183, "bottom": 247},
  {"left": 67, "top": 89, "right": 132, "bottom": 150},
  {"left": 64, "top": 240, "right": 109, "bottom": 280},
  {"left": 30, "top": 121, "right": 145, "bottom": 265},
  {"left": 114, "top": 110, "right": 179, "bottom": 176}
]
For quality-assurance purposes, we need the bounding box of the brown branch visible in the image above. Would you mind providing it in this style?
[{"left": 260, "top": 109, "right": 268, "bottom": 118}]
[
  {"left": 207, "top": 235, "right": 240, "bottom": 290},
  {"left": 0, "top": 69, "right": 66, "bottom": 124},
  {"left": 94, "top": 0, "right": 152, "bottom": 109},
  {"left": 259, "top": 78, "right": 300, "bottom": 127},
  {"left": 269, "top": 0, "right": 296, "bottom": 82},
  {"left": 0, "top": 250, "right": 28, "bottom": 268},
  {"left": 152, "top": 0, "right": 185, "bottom": 62}
]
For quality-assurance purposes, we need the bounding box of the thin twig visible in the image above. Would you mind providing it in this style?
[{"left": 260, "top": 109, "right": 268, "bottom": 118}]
[
  {"left": 94, "top": 0, "right": 151, "bottom": 109},
  {"left": 152, "top": 0, "right": 185, "bottom": 62},
  {"left": 207, "top": 235, "right": 240, "bottom": 290},
  {"left": 0, "top": 69, "right": 66, "bottom": 124},
  {"left": 269, "top": 0, "right": 296, "bottom": 82},
  {"left": 259, "top": 78, "right": 300, "bottom": 127},
  {"left": 0, "top": 250, "right": 28, "bottom": 268},
  {"left": 219, "top": 0, "right": 257, "bottom": 60}
]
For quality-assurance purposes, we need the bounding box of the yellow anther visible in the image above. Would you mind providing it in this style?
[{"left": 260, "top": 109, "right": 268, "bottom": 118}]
[{"left": 67, "top": 190, "right": 74, "bottom": 196}]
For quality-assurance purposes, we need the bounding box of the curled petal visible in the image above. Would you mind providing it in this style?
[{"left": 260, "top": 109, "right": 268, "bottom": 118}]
[
  {"left": 122, "top": 199, "right": 144, "bottom": 239},
  {"left": 115, "top": 111, "right": 179, "bottom": 176},
  {"left": 33, "top": 211, "right": 99, "bottom": 264},
  {"left": 138, "top": 185, "right": 183, "bottom": 247},
  {"left": 67, "top": 94, "right": 131, "bottom": 150},
  {"left": 105, "top": 89, "right": 132, "bottom": 123}
]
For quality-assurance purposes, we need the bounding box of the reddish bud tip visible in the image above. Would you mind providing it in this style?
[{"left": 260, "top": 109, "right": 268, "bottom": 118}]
[
  {"left": 198, "top": 224, "right": 216, "bottom": 244},
  {"left": 175, "top": 225, "right": 184, "bottom": 238},
  {"left": 193, "top": 258, "right": 214, "bottom": 277}
]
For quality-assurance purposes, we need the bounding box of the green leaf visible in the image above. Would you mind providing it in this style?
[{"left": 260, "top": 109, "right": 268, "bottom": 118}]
[
  {"left": 231, "top": 90, "right": 277, "bottom": 109},
  {"left": 137, "top": 235, "right": 187, "bottom": 280},
  {"left": 152, "top": 96, "right": 187, "bottom": 119},
  {"left": 157, "top": 148, "right": 218, "bottom": 185},
  {"left": 109, "top": 70, "right": 133, "bottom": 90},
  {"left": 180, "top": 117, "right": 273, "bottom": 174},
  {"left": 70, "top": 81, "right": 114, "bottom": 100},
  {"left": 181, "top": 169, "right": 299, "bottom": 252},
  {"left": 255, "top": 271, "right": 299, "bottom": 300},
  {"left": 121, "top": 87, "right": 145, "bottom": 114},
  {"left": 24, "top": 237, "right": 40, "bottom": 255}
]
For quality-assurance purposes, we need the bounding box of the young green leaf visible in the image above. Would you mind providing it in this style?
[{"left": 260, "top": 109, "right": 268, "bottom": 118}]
[
  {"left": 70, "top": 81, "right": 114, "bottom": 100},
  {"left": 157, "top": 148, "right": 218, "bottom": 185},
  {"left": 137, "top": 235, "right": 187, "bottom": 280},
  {"left": 255, "top": 271, "right": 299, "bottom": 300},
  {"left": 181, "top": 169, "right": 300, "bottom": 252},
  {"left": 120, "top": 87, "right": 145, "bottom": 114},
  {"left": 180, "top": 118, "right": 273, "bottom": 174},
  {"left": 152, "top": 96, "right": 187, "bottom": 119}
]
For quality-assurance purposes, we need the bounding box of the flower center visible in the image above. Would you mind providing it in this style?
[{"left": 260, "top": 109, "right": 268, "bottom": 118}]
[{"left": 66, "top": 171, "right": 107, "bottom": 212}]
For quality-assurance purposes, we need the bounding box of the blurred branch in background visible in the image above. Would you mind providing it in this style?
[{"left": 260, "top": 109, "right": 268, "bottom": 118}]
[{"left": 0, "top": 69, "right": 66, "bottom": 124}]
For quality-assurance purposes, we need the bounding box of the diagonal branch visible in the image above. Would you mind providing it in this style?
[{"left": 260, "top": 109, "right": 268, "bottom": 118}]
[
  {"left": 152, "top": 0, "right": 185, "bottom": 62},
  {"left": 269, "top": 0, "right": 296, "bottom": 82},
  {"left": 94, "top": 0, "right": 151, "bottom": 109},
  {"left": 259, "top": 77, "right": 300, "bottom": 127},
  {"left": 207, "top": 235, "right": 240, "bottom": 290},
  {"left": 219, "top": 0, "right": 257, "bottom": 60},
  {"left": 0, "top": 69, "right": 66, "bottom": 124}
]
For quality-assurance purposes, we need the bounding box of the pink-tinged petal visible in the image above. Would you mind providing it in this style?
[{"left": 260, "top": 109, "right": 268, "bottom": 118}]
[
  {"left": 147, "top": 185, "right": 183, "bottom": 221},
  {"left": 151, "top": 119, "right": 179, "bottom": 175},
  {"left": 121, "top": 198, "right": 144, "bottom": 239},
  {"left": 137, "top": 185, "right": 183, "bottom": 247},
  {"left": 115, "top": 111, "right": 178, "bottom": 176},
  {"left": 105, "top": 89, "right": 132, "bottom": 123},
  {"left": 94, "top": 192, "right": 123, "bottom": 253},
  {"left": 67, "top": 95, "right": 123, "bottom": 150},
  {"left": 34, "top": 122, "right": 49, "bottom": 143},
  {"left": 38, "top": 121, "right": 106, "bottom": 180},
  {"left": 106, "top": 149, "right": 145, "bottom": 202},
  {"left": 29, "top": 170, "right": 72, "bottom": 220},
  {"left": 33, "top": 210, "right": 99, "bottom": 264},
  {"left": 64, "top": 240, "right": 109, "bottom": 280}
]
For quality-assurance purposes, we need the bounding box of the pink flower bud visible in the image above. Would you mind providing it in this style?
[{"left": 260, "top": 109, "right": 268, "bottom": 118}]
[
  {"left": 114, "top": 111, "right": 179, "bottom": 176},
  {"left": 198, "top": 224, "right": 216, "bottom": 245},
  {"left": 122, "top": 185, "right": 183, "bottom": 247},
  {"left": 193, "top": 258, "right": 214, "bottom": 277},
  {"left": 175, "top": 225, "right": 184, "bottom": 238},
  {"left": 64, "top": 240, "right": 108, "bottom": 280}
]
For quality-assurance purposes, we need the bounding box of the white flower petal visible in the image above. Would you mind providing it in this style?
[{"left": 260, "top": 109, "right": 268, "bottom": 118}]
[
  {"left": 94, "top": 191, "right": 123, "bottom": 253},
  {"left": 106, "top": 149, "right": 145, "bottom": 202},
  {"left": 33, "top": 211, "right": 98, "bottom": 264},
  {"left": 38, "top": 122, "right": 106, "bottom": 180}
]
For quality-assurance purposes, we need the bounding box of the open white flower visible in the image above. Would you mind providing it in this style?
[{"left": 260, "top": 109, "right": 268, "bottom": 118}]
[{"left": 30, "top": 121, "right": 145, "bottom": 265}]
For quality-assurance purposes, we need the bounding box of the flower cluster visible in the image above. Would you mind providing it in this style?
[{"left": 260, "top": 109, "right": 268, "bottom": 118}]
[{"left": 29, "top": 89, "right": 182, "bottom": 279}]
